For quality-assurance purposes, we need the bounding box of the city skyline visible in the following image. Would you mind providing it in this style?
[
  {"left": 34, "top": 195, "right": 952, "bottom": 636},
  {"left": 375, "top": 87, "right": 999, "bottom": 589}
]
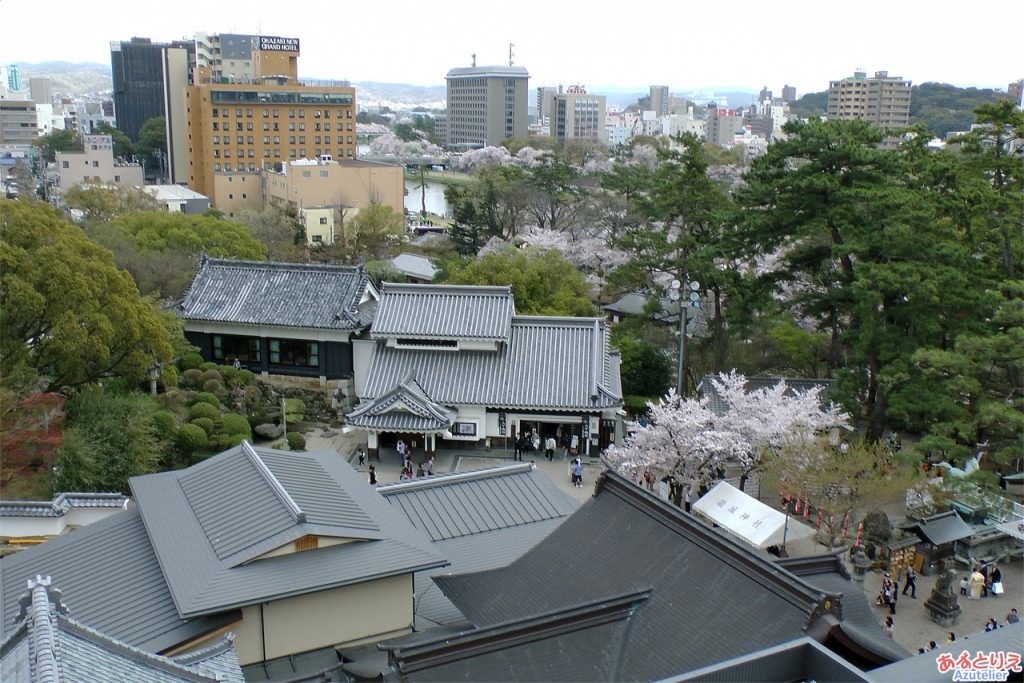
[{"left": 1, "top": 0, "right": 1020, "bottom": 96}]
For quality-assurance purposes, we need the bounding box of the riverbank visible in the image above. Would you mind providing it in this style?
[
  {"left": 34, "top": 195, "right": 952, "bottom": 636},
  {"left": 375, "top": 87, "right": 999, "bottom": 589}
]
[{"left": 405, "top": 168, "right": 474, "bottom": 186}]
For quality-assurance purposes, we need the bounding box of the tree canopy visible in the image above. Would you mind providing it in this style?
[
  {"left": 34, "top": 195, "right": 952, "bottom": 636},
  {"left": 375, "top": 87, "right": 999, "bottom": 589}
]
[
  {"left": 33, "top": 129, "right": 82, "bottom": 162},
  {"left": 0, "top": 200, "right": 174, "bottom": 391},
  {"left": 439, "top": 247, "right": 596, "bottom": 317}
]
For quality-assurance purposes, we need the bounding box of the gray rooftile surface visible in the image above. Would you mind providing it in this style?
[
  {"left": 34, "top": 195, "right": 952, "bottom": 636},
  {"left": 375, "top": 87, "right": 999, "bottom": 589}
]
[
  {"left": 371, "top": 283, "right": 514, "bottom": 341},
  {"left": 363, "top": 316, "right": 622, "bottom": 410},
  {"left": 0, "top": 577, "right": 245, "bottom": 683},
  {"left": 0, "top": 493, "right": 128, "bottom": 519},
  {"left": 348, "top": 378, "right": 456, "bottom": 433},
  {"left": 177, "top": 258, "right": 373, "bottom": 330},
  {"left": 390, "top": 253, "right": 438, "bottom": 282},
  {"left": 698, "top": 375, "right": 834, "bottom": 416}
]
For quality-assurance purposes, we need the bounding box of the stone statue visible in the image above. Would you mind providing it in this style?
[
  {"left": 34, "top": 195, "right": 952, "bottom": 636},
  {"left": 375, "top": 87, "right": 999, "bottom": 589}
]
[{"left": 935, "top": 566, "right": 958, "bottom": 597}]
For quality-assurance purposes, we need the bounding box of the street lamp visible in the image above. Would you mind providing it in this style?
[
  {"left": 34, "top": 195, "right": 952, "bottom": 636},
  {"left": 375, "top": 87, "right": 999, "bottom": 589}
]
[{"left": 667, "top": 279, "right": 701, "bottom": 396}]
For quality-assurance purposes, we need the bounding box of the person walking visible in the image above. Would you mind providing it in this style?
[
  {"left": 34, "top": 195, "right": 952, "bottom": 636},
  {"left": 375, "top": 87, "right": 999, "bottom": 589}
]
[
  {"left": 903, "top": 566, "right": 917, "bottom": 599},
  {"left": 884, "top": 616, "right": 894, "bottom": 639},
  {"left": 544, "top": 435, "right": 556, "bottom": 462},
  {"left": 968, "top": 567, "right": 985, "bottom": 600},
  {"left": 571, "top": 458, "right": 583, "bottom": 488},
  {"left": 425, "top": 455, "right": 435, "bottom": 476},
  {"left": 990, "top": 564, "right": 1002, "bottom": 596},
  {"left": 396, "top": 439, "right": 407, "bottom": 463},
  {"left": 643, "top": 469, "right": 654, "bottom": 492},
  {"left": 514, "top": 434, "right": 526, "bottom": 461},
  {"left": 889, "top": 581, "right": 898, "bottom": 615},
  {"left": 368, "top": 464, "right": 378, "bottom": 486},
  {"left": 357, "top": 447, "right": 366, "bottom": 468}
]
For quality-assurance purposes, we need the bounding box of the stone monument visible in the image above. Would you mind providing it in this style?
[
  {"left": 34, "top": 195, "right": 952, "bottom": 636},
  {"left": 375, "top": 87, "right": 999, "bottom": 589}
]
[{"left": 924, "top": 562, "right": 962, "bottom": 627}]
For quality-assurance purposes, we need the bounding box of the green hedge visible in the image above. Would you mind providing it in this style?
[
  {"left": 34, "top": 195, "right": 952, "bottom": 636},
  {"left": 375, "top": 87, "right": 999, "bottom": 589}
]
[
  {"left": 177, "top": 423, "right": 207, "bottom": 450},
  {"left": 180, "top": 352, "right": 205, "bottom": 371},
  {"left": 188, "top": 402, "right": 220, "bottom": 421},
  {"left": 193, "top": 392, "right": 221, "bottom": 408},
  {"left": 222, "top": 413, "right": 252, "bottom": 439},
  {"left": 190, "top": 417, "right": 217, "bottom": 437},
  {"left": 286, "top": 432, "right": 306, "bottom": 451}
]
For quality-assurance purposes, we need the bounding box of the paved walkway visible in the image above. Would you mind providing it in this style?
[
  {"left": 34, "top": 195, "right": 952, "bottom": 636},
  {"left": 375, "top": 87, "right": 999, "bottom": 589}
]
[{"left": 862, "top": 561, "right": 1022, "bottom": 653}]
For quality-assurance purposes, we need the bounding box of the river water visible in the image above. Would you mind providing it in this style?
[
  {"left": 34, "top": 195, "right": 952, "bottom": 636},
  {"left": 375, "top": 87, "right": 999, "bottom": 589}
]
[{"left": 404, "top": 180, "right": 451, "bottom": 218}]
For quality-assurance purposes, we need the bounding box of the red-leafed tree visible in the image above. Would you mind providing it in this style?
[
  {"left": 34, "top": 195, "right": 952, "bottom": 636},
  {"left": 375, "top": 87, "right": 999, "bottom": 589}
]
[{"left": 0, "top": 390, "right": 65, "bottom": 497}]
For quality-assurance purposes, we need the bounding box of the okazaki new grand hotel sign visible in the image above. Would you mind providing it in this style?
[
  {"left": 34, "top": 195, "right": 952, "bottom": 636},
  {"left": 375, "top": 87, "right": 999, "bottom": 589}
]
[{"left": 259, "top": 36, "right": 300, "bottom": 53}]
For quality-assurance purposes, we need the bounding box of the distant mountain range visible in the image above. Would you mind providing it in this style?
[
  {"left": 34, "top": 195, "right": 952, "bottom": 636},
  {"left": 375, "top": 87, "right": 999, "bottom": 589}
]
[
  {"left": 10, "top": 62, "right": 761, "bottom": 110},
  {"left": 14, "top": 61, "right": 113, "bottom": 96}
]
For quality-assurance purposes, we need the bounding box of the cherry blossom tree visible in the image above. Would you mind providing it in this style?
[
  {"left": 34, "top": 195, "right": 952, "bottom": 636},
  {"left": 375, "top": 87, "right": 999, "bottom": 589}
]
[
  {"left": 707, "top": 371, "right": 850, "bottom": 491},
  {"left": 604, "top": 372, "right": 850, "bottom": 502}
]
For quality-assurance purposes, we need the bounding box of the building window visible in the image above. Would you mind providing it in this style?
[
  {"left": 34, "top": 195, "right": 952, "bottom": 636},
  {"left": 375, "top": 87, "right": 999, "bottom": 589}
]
[
  {"left": 319, "top": 170, "right": 328, "bottom": 177},
  {"left": 312, "top": 235, "right": 323, "bottom": 243},
  {"left": 302, "top": 170, "right": 311, "bottom": 177},
  {"left": 61, "top": 161, "right": 69, "bottom": 168},
  {"left": 319, "top": 216, "right": 328, "bottom": 224},
  {"left": 92, "top": 160, "right": 99, "bottom": 167},
  {"left": 268, "top": 339, "right": 318, "bottom": 367},
  {"left": 212, "top": 335, "right": 260, "bottom": 362}
]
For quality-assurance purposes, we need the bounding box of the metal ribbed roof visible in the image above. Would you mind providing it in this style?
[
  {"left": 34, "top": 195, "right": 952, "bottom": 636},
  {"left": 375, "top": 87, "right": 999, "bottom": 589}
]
[
  {"left": 698, "top": 375, "right": 834, "bottom": 417},
  {"left": 0, "top": 509, "right": 230, "bottom": 653},
  {"left": 379, "top": 464, "right": 577, "bottom": 542},
  {"left": 371, "top": 283, "right": 514, "bottom": 341},
  {"left": 177, "top": 258, "right": 373, "bottom": 330},
  {"left": 131, "top": 445, "right": 446, "bottom": 618},
  {"left": 362, "top": 316, "right": 622, "bottom": 410}
]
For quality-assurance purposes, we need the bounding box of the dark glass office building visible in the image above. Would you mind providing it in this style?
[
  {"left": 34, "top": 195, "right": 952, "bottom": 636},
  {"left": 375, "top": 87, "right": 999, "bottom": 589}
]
[{"left": 110, "top": 37, "right": 193, "bottom": 142}]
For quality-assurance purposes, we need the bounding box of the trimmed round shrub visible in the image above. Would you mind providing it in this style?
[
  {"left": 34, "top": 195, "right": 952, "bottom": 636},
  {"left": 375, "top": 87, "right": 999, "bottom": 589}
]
[
  {"left": 159, "top": 366, "right": 179, "bottom": 391},
  {"left": 202, "top": 378, "right": 225, "bottom": 395},
  {"left": 283, "top": 398, "right": 305, "bottom": 414},
  {"left": 199, "top": 369, "right": 221, "bottom": 384},
  {"left": 190, "top": 416, "right": 216, "bottom": 437},
  {"left": 182, "top": 368, "right": 203, "bottom": 388},
  {"left": 248, "top": 413, "right": 272, "bottom": 429},
  {"left": 177, "top": 423, "right": 207, "bottom": 451},
  {"left": 152, "top": 410, "right": 178, "bottom": 435},
  {"left": 180, "top": 352, "right": 205, "bottom": 371},
  {"left": 286, "top": 432, "right": 306, "bottom": 451},
  {"left": 225, "top": 433, "right": 248, "bottom": 448},
  {"left": 189, "top": 402, "right": 221, "bottom": 421},
  {"left": 222, "top": 413, "right": 252, "bottom": 440},
  {"left": 236, "top": 369, "right": 256, "bottom": 386},
  {"left": 218, "top": 365, "right": 238, "bottom": 381},
  {"left": 193, "top": 392, "right": 221, "bottom": 408},
  {"left": 199, "top": 362, "right": 218, "bottom": 372}
]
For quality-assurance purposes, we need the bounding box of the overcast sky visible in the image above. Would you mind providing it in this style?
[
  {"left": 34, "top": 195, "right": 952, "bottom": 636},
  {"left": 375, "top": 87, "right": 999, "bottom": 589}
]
[{"left": 1, "top": 0, "right": 1019, "bottom": 96}]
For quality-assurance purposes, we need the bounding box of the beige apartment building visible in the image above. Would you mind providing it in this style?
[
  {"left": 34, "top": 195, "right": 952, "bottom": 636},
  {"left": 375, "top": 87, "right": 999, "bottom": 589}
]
[
  {"left": 55, "top": 134, "right": 143, "bottom": 190},
  {"left": 263, "top": 157, "right": 403, "bottom": 246},
  {"left": 827, "top": 70, "right": 912, "bottom": 131},
  {"left": 184, "top": 36, "right": 357, "bottom": 209},
  {"left": 0, "top": 99, "right": 38, "bottom": 145},
  {"left": 445, "top": 64, "right": 529, "bottom": 149},
  {"left": 551, "top": 87, "right": 607, "bottom": 143}
]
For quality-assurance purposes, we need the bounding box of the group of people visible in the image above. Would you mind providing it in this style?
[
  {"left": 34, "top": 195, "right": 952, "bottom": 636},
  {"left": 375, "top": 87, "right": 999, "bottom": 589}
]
[
  {"left": 961, "top": 562, "right": 1003, "bottom": 599},
  {"left": 364, "top": 441, "right": 436, "bottom": 486},
  {"left": 876, "top": 572, "right": 901, "bottom": 615},
  {"left": 914, "top": 611, "right": 1019, "bottom": 655},
  {"left": 514, "top": 431, "right": 577, "bottom": 462}
]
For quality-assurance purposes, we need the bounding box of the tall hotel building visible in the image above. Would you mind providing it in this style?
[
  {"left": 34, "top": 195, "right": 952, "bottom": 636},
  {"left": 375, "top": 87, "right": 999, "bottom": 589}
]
[
  {"left": 445, "top": 65, "right": 528, "bottom": 149},
  {"left": 183, "top": 36, "right": 356, "bottom": 213}
]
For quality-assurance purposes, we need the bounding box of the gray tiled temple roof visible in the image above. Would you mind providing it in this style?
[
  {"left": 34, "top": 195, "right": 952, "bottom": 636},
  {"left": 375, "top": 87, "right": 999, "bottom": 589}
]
[
  {"left": 0, "top": 509, "right": 231, "bottom": 653},
  {"left": 390, "top": 253, "right": 438, "bottom": 282},
  {"left": 0, "top": 493, "right": 129, "bottom": 519},
  {"left": 347, "top": 378, "right": 456, "bottom": 433},
  {"left": 177, "top": 257, "right": 374, "bottom": 330},
  {"left": 130, "top": 443, "right": 446, "bottom": 618},
  {"left": 0, "top": 576, "right": 244, "bottom": 682},
  {"left": 371, "top": 283, "right": 514, "bottom": 341},
  {"left": 384, "top": 472, "right": 904, "bottom": 681},
  {"left": 363, "top": 316, "right": 622, "bottom": 411},
  {"left": 697, "top": 375, "right": 834, "bottom": 416}
]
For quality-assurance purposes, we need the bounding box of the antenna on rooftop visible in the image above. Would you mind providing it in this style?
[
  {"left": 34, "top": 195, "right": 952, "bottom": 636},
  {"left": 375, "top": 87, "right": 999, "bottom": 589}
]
[
  {"left": 471, "top": 53, "right": 476, "bottom": 68},
  {"left": 509, "top": 43, "right": 515, "bottom": 67}
]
